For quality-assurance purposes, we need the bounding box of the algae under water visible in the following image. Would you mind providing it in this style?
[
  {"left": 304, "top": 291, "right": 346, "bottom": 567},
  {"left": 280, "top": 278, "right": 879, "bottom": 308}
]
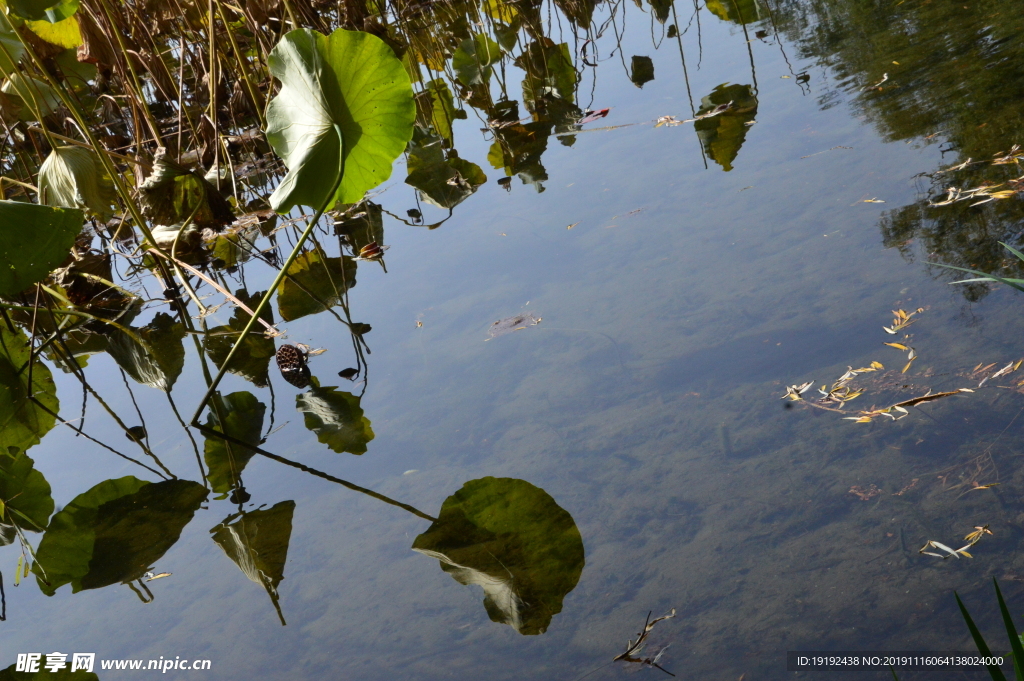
[{"left": 2, "top": 0, "right": 1024, "bottom": 679}]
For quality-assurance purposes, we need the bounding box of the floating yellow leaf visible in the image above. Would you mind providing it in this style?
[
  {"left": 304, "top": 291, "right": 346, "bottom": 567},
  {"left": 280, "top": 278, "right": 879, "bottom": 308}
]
[{"left": 885, "top": 342, "right": 909, "bottom": 350}]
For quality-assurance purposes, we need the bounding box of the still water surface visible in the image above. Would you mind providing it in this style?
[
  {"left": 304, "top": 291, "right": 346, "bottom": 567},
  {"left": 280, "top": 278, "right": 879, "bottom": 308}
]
[{"left": 5, "top": 0, "right": 1024, "bottom": 679}]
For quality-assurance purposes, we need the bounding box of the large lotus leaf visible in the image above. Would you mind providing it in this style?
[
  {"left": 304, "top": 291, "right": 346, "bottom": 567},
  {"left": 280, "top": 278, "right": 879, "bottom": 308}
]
[
  {"left": 0, "top": 664, "right": 99, "bottom": 681},
  {"left": 0, "top": 323, "right": 59, "bottom": 457},
  {"left": 266, "top": 28, "right": 415, "bottom": 213},
  {"left": 211, "top": 500, "right": 295, "bottom": 593},
  {"left": 33, "top": 477, "right": 207, "bottom": 595},
  {"left": 276, "top": 250, "right": 356, "bottom": 322},
  {"left": 8, "top": 0, "right": 78, "bottom": 22},
  {"left": 105, "top": 312, "right": 185, "bottom": 391},
  {"left": 412, "top": 477, "right": 584, "bottom": 635},
  {"left": 406, "top": 140, "right": 486, "bottom": 209},
  {"left": 0, "top": 452, "right": 54, "bottom": 531},
  {"left": 204, "top": 290, "right": 275, "bottom": 387},
  {"left": 630, "top": 55, "right": 655, "bottom": 88},
  {"left": 204, "top": 391, "right": 265, "bottom": 497},
  {"left": 38, "top": 146, "right": 115, "bottom": 219},
  {"left": 138, "top": 148, "right": 234, "bottom": 228},
  {"left": 0, "top": 200, "right": 83, "bottom": 296},
  {"left": 296, "top": 385, "right": 374, "bottom": 455},
  {"left": 1, "top": 73, "right": 61, "bottom": 119},
  {"left": 26, "top": 15, "right": 82, "bottom": 49},
  {"left": 452, "top": 34, "right": 502, "bottom": 87},
  {"left": 694, "top": 83, "right": 758, "bottom": 172},
  {"left": 0, "top": 12, "right": 26, "bottom": 76}
]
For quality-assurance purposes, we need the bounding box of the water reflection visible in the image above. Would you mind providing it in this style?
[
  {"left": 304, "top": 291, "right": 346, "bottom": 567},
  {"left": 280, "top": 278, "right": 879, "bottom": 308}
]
[
  {"left": 694, "top": 83, "right": 758, "bottom": 171},
  {"left": 412, "top": 477, "right": 584, "bottom": 635}
]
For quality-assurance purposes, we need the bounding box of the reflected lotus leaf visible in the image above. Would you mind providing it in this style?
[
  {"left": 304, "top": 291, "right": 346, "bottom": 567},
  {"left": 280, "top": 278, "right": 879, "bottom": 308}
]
[
  {"left": 204, "top": 290, "right": 276, "bottom": 387},
  {"left": 493, "top": 19, "right": 521, "bottom": 51},
  {"left": 8, "top": 0, "right": 78, "bottom": 22},
  {"left": 105, "top": 312, "right": 185, "bottom": 391},
  {"left": 210, "top": 223, "right": 261, "bottom": 269},
  {"left": 211, "top": 500, "right": 295, "bottom": 596},
  {"left": 630, "top": 55, "right": 655, "bottom": 88},
  {"left": 486, "top": 103, "right": 552, "bottom": 191},
  {"left": 414, "top": 79, "right": 457, "bottom": 142},
  {"left": 406, "top": 137, "right": 487, "bottom": 209},
  {"left": 0, "top": 323, "right": 59, "bottom": 458},
  {"left": 0, "top": 200, "right": 83, "bottom": 296},
  {"left": 0, "top": 664, "right": 99, "bottom": 681},
  {"left": 33, "top": 477, "right": 207, "bottom": 595},
  {"left": 0, "top": 13, "right": 26, "bottom": 76},
  {"left": 334, "top": 202, "right": 384, "bottom": 254},
  {"left": 453, "top": 34, "right": 502, "bottom": 86},
  {"left": 412, "top": 477, "right": 584, "bottom": 635},
  {"left": 516, "top": 40, "right": 575, "bottom": 108},
  {"left": 138, "top": 148, "right": 235, "bottom": 228},
  {"left": 295, "top": 385, "right": 374, "bottom": 455},
  {"left": 275, "top": 251, "right": 357, "bottom": 322},
  {"left": 0, "top": 522, "right": 15, "bottom": 546},
  {"left": 694, "top": 83, "right": 757, "bottom": 172},
  {"left": 648, "top": 0, "right": 673, "bottom": 23},
  {"left": 1, "top": 73, "right": 60, "bottom": 119},
  {"left": 553, "top": 0, "right": 601, "bottom": 26},
  {"left": 204, "top": 391, "right": 266, "bottom": 497},
  {"left": 706, "top": 0, "right": 761, "bottom": 24},
  {"left": 0, "top": 452, "right": 54, "bottom": 532}
]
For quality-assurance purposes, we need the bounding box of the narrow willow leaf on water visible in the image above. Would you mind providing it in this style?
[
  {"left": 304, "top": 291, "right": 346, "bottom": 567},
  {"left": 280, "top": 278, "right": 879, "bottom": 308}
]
[
  {"left": 276, "top": 251, "right": 357, "bottom": 322},
  {"left": 295, "top": 385, "right": 374, "bottom": 455},
  {"left": 8, "top": 0, "right": 78, "bottom": 22},
  {"left": 884, "top": 342, "right": 908, "bottom": 351},
  {"left": 38, "top": 146, "right": 115, "bottom": 219},
  {"left": 266, "top": 28, "right": 415, "bottom": 213},
  {"left": 453, "top": 34, "right": 502, "bottom": 86},
  {"left": 412, "top": 477, "right": 584, "bottom": 635},
  {"left": 204, "top": 391, "right": 266, "bottom": 497},
  {"left": 105, "top": 312, "right": 185, "bottom": 391},
  {"left": 0, "top": 324, "right": 59, "bottom": 457},
  {"left": 32, "top": 477, "right": 207, "bottom": 595},
  {"left": 0, "top": 452, "right": 54, "bottom": 531},
  {"left": 0, "top": 200, "right": 83, "bottom": 296},
  {"left": 14, "top": 555, "right": 22, "bottom": 585}
]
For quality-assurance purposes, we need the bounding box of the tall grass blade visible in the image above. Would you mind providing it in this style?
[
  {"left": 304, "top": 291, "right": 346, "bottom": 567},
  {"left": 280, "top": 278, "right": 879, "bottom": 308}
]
[
  {"left": 992, "top": 579, "right": 1024, "bottom": 681},
  {"left": 956, "top": 591, "right": 1009, "bottom": 681}
]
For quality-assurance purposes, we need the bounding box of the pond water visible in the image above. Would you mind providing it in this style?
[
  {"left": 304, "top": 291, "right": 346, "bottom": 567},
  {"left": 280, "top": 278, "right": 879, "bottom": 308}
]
[{"left": 3, "top": 0, "right": 1024, "bottom": 679}]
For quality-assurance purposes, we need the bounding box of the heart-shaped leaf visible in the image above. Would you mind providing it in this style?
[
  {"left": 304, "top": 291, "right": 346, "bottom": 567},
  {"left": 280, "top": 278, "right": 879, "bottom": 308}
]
[
  {"left": 0, "top": 324, "right": 59, "bottom": 458},
  {"left": 0, "top": 452, "right": 54, "bottom": 532},
  {"left": 0, "top": 199, "right": 82, "bottom": 297},
  {"left": 266, "top": 28, "right": 415, "bottom": 213}
]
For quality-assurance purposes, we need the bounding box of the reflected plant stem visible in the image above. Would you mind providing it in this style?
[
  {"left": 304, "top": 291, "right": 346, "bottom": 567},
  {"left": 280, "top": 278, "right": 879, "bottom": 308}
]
[
  {"left": 669, "top": 2, "right": 708, "bottom": 169},
  {"left": 120, "top": 369, "right": 151, "bottom": 450},
  {"left": 167, "top": 391, "right": 207, "bottom": 485},
  {"left": 728, "top": 0, "right": 758, "bottom": 94},
  {"left": 264, "top": 377, "right": 277, "bottom": 442},
  {"left": 0, "top": 569, "right": 5, "bottom": 621},
  {"left": 693, "top": 0, "right": 702, "bottom": 69},
  {"left": 193, "top": 424, "right": 437, "bottom": 522},
  {"left": 125, "top": 579, "right": 155, "bottom": 603}
]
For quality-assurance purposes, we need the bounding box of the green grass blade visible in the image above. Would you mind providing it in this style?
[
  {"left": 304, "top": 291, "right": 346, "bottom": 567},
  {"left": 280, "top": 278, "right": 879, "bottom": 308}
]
[
  {"left": 933, "top": 262, "right": 1024, "bottom": 294},
  {"left": 998, "top": 242, "right": 1024, "bottom": 264},
  {"left": 889, "top": 664, "right": 900, "bottom": 681},
  {"left": 992, "top": 579, "right": 1024, "bottom": 681},
  {"left": 957, "top": 591, "right": 1009, "bottom": 681}
]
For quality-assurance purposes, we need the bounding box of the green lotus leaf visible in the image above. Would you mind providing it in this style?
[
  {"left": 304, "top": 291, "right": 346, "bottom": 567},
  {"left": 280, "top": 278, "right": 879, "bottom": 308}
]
[
  {"left": 204, "top": 391, "right": 266, "bottom": 497},
  {"left": 8, "top": 0, "right": 79, "bottom": 23},
  {"left": 296, "top": 385, "right": 374, "bottom": 455},
  {"left": 705, "top": 0, "right": 761, "bottom": 24},
  {"left": 0, "top": 452, "right": 54, "bottom": 532},
  {"left": 694, "top": 83, "right": 758, "bottom": 172},
  {"left": 516, "top": 40, "right": 575, "bottom": 107},
  {"left": 412, "top": 477, "right": 584, "bottom": 635},
  {"left": 275, "top": 250, "right": 356, "bottom": 322},
  {"left": 26, "top": 14, "right": 82, "bottom": 49},
  {"left": 204, "top": 290, "right": 276, "bottom": 387},
  {"left": 630, "top": 55, "right": 655, "bottom": 88},
  {"left": 406, "top": 138, "right": 487, "bottom": 209},
  {"left": 0, "top": 664, "right": 99, "bottom": 680},
  {"left": 0, "top": 12, "right": 26, "bottom": 77},
  {"left": 1, "top": 73, "right": 61, "bottom": 119},
  {"left": 38, "top": 146, "right": 116, "bottom": 220},
  {"left": 0, "top": 200, "right": 83, "bottom": 296},
  {"left": 33, "top": 477, "right": 207, "bottom": 595},
  {"left": 453, "top": 34, "right": 502, "bottom": 87},
  {"left": 266, "top": 28, "right": 415, "bottom": 213},
  {"left": 0, "top": 323, "right": 59, "bottom": 457},
  {"left": 211, "top": 500, "right": 295, "bottom": 595},
  {"left": 105, "top": 312, "right": 185, "bottom": 391}
]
